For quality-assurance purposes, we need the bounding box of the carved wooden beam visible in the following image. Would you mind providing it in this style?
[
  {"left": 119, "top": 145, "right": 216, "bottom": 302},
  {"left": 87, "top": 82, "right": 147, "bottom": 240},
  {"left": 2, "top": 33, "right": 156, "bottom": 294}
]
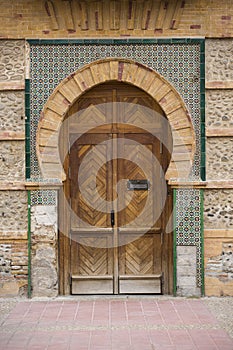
[
  {"left": 141, "top": 0, "right": 152, "bottom": 30},
  {"left": 45, "top": 0, "right": 59, "bottom": 30},
  {"left": 79, "top": 1, "right": 88, "bottom": 30},
  {"left": 110, "top": 1, "right": 120, "bottom": 30},
  {"left": 62, "top": 0, "right": 75, "bottom": 31},
  {"left": 170, "top": 0, "right": 185, "bottom": 29},
  {"left": 93, "top": 0, "right": 103, "bottom": 30},
  {"left": 155, "top": 0, "right": 168, "bottom": 29},
  {"left": 127, "top": 0, "right": 137, "bottom": 30}
]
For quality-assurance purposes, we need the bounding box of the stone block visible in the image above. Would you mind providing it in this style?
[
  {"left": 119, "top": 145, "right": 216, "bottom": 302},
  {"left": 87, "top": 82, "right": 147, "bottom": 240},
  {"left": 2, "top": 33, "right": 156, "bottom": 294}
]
[
  {"left": 0, "top": 191, "right": 27, "bottom": 232},
  {"left": 206, "top": 137, "right": 233, "bottom": 180},
  {"left": 0, "top": 91, "right": 24, "bottom": 132},
  {"left": 206, "top": 39, "right": 233, "bottom": 82},
  {"left": 0, "top": 40, "right": 25, "bottom": 81},
  {"left": 204, "top": 189, "right": 233, "bottom": 229},
  {"left": 31, "top": 243, "right": 58, "bottom": 297},
  {"left": 0, "top": 141, "right": 25, "bottom": 180},
  {"left": 206, "top": 90, "right": 233, "bottom": 129}
]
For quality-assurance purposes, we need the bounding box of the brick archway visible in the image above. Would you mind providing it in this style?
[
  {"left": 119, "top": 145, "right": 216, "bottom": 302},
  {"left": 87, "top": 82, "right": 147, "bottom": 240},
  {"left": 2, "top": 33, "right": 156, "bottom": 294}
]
[{"left": 37, "top": 58, "right": 196, "bottom": 181}]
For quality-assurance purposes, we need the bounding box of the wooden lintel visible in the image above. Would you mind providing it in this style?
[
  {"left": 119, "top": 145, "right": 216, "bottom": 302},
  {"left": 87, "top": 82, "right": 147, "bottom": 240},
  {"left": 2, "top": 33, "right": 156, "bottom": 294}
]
[
  {"left": 170, "top": 180, "right": 233, "bottom": 189},
  {"left": 170, "top": 0, "right": 185, "bottom": 29},
  {"left": 204, "top": 229, "right": 233, "bottom": 238},
  {"left": 0, "top": 182, "right": 26, "bottom": 190},
  {"left": 45, "top": 0, "right": 59, "bottom": 30},
  {"left": 0, "top": 81, "right": 25, "bottom": 91},
  {"left": 0, "top": 131, "right": 25, "bottom": 140},
  {"left": 25, "top": 181, "right": 63, "bottom": 190},
  {"left": 168, "top": 180, "right": 207, "bottom": 188},
  {"left": 206, "top": 81, "right": 233, "bottom": 89},
  {"left": 206, "top": 128, "right": 233, "bottom": 137},
  {"left": 205, "top": 180, "right": 233, "bottom": 189}
]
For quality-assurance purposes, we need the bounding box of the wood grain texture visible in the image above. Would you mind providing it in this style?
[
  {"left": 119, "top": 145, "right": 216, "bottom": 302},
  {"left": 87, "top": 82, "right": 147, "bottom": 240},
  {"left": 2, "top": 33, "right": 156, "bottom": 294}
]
[{"left": 59, "top": 82, "right": 173, "bottom": 294}]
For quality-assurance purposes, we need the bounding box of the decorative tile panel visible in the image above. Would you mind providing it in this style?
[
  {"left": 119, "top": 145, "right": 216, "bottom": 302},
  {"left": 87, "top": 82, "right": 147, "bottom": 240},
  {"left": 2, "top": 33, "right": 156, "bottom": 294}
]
[
  {"left": 29, "top": 41, "right": 202, "bottom": 182},
  {"left": 175, "top": 189, "right": 203, "bottom": 288}
]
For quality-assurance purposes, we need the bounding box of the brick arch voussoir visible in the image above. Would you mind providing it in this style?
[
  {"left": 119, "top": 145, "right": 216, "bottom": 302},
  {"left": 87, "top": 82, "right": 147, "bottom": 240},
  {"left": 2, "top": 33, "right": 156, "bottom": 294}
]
[{"left": 37, "top": 58, "right": 196, "bottom": 182}]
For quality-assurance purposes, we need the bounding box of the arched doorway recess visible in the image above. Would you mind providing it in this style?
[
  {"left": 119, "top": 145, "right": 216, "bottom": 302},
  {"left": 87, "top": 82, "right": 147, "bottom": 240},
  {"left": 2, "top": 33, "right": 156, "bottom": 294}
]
[
  {"left": 37, "top": 58, "right": 196, "bottom": 182},
  {"left": 36, "top": 59, "right": 196, "bottom": 295}
]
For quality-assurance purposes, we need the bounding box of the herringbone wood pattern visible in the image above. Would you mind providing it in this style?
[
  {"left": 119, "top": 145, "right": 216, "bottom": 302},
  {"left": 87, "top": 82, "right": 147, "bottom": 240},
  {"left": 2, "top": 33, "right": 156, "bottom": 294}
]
[{"left": 67, "top": 82, "right": 170, "bottom": 294}]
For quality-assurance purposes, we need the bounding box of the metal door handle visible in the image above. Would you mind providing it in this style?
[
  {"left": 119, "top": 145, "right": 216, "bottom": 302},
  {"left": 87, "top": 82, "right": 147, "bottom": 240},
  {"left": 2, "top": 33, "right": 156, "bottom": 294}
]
[{"left": 111, "top": 210, "right": 115, "bottom": 227}]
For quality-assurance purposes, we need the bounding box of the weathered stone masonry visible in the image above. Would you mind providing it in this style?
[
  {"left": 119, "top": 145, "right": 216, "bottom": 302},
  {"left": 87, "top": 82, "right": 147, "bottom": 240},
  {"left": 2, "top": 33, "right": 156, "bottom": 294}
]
[
  {"left": 204, "top": 39, "right": 233, "bottom": 296},
  {"left": 0, "top": 0, "right": 233, "bottom": 297}
]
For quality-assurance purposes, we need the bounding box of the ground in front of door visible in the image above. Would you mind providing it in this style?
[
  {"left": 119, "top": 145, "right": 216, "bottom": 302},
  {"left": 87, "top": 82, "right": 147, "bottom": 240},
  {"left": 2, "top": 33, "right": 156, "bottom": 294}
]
[{"left": 0, "top": 297, "right": 233, "bottom": 350}]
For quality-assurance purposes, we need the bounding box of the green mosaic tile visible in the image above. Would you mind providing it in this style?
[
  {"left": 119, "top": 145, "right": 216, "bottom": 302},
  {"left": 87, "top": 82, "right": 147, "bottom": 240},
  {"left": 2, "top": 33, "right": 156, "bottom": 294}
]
[{"left": 175, "top": 189, "right": 202, "bottom": 287}]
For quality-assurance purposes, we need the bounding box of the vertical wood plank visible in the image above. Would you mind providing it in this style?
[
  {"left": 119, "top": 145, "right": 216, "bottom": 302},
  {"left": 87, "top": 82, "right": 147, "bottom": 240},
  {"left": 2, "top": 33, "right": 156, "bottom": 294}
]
[
  {"left": 127, "top": 0, "right": 137, "bottom": 29},
  {"left": 110, "top": 1, "right": 120, "bottom": 30},
  {"left": 155, "top": 0, "right": 168, "bottom": 29},
  {"left": 79, "top": 1, "right": 88, "bottom": 30},
  {"left": 170, "top": 0, "right": 185, "bottom": 29},
  {"left": 141, "top": 0, "right": 152, "bottom": 30},
  {"left": 63, "top": 0, "right": 75, "bottom": 31}
]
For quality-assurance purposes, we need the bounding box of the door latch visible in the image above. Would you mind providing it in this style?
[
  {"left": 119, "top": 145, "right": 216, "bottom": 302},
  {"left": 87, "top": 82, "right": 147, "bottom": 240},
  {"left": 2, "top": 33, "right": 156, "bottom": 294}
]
[{"left": 111, "top": 210, "right": 115, "bottom": 227}]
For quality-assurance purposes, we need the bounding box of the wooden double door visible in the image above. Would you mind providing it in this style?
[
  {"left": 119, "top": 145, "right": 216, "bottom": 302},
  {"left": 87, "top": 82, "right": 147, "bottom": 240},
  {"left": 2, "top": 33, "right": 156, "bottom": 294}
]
[{"left": 59, "top": 82, "right": 173, "bottom": 295}]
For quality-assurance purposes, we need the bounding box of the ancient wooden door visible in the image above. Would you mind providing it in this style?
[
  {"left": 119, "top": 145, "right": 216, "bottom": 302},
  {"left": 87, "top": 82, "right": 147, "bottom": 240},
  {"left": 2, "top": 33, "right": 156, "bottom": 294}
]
[{"left": 60, "top": 82, "right": 173, "bottom": 295}]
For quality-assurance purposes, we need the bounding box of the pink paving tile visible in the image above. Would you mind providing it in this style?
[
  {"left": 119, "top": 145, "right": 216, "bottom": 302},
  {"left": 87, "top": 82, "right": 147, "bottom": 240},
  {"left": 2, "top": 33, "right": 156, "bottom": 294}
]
[
  {"left": 144, "top": 314, "right": 164, "bottom": 325},
  {"left": 141, "top": 300, "right": 159, "bottom": 315},
  {"left": 110, "top": 301, "right": 128, "bottom": 325},
  {"left": 130, "top": 329, "right": 152, "bottom": 349},
  {"left": 3, "top": 346, "right": 27, "bottom": 350},
  {"left": 92, "top": 301, "right": 110, "bottom": 326},
  {"left": 111, "top": 329, "right": 131, "bottom": 347},
  {"left": 157, "top": 300, "right": 184, "bottom": 325},
  {"left": 149, "top": 329, "right": 173, "bottom": 347},
  {"left": 47, "top": 345, "right": 69, "bottom": 350},
  {"left": 188, "top": 329, "right": 218, "bottom": 349},
  {"left": 168, "top": 329, "right": 195, "bottom": 347},
  {"left": 89, "top": 329, "right": 112, "bottom": 348},
  {"left": 70, "top": 331, "right": 91, "bottom": 347},
  {"left": 27, "top": 331, "right": 52, "bottom": 347},
  {"left": 189, "top": 300, "right": 219, "bottom": 325},
  {"left": 207, "top": 329, "right": 233, "bottom": 349},
  {"left": 171, "top": 300, "right": 201, "bottom": 325}
]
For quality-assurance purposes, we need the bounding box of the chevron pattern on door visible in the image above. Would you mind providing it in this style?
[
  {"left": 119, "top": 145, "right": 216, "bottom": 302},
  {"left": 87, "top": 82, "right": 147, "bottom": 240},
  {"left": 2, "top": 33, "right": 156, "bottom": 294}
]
[{"left": 62, "top": 82, "right": 173, "bottom": 295}]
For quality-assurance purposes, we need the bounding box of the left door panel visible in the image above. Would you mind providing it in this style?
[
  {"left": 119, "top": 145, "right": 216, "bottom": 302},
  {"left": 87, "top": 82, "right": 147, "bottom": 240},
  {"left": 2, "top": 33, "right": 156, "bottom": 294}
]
[{"left": 70, "top": 133, "right": 114, "bottom": 294}]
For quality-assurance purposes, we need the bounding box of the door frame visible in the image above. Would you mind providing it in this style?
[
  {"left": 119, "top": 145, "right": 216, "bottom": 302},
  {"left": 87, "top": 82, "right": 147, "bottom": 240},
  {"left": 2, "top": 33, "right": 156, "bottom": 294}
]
[
  {"left": 35, "top": 58, "right": 196, "bottom": 296},
  {"left": 58, "top": 81, "right": 174, "bottom": 295}
]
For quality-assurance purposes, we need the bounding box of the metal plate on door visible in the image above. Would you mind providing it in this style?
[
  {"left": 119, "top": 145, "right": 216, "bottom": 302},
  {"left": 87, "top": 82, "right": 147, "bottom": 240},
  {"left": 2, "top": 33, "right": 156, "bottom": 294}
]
[{"left": 127, "top": 179, "right": 150, "bottom": 191}]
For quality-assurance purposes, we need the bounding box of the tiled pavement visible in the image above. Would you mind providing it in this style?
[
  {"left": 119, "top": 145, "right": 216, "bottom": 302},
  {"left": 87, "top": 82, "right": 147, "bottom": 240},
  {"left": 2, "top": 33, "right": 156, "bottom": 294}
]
[{"left": 0, "top": 297, "right": 233, "bottom": 350}]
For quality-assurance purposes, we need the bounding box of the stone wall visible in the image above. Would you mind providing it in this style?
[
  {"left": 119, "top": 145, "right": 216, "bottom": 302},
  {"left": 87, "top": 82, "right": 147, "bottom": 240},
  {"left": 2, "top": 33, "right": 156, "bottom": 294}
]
[
  {"left": 206, "top": 90, "right": 233, "bottom": 128},
  {"left": 176, "top": 246, "right": 201, "bottom": 297},
  {"left": 204, "top": 38, "right": 233, "bottom": 296},
  {"left": 206, "top": 139, "right": 233, "bottom": 180},
  {"left": 31, "top": 203, "right": 58, "bottom": 297},
  {"left": 0, "top": 91, "right": 25, "bottom": 131},
  {"left": 0, "top": 39, "right": 28, "bottom": 297}
]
